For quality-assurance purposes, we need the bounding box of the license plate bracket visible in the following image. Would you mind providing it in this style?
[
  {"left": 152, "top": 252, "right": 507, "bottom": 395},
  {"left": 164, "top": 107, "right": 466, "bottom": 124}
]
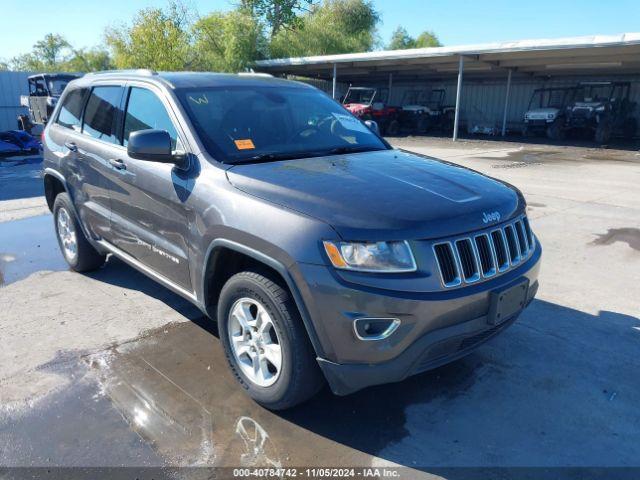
[{"left": 487, "top": 279, "right": 529, "bottom": 325}]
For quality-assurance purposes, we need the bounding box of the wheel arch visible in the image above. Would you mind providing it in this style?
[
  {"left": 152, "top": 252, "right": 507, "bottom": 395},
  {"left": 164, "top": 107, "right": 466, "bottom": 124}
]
[
  {"left": 43, "top": 168, "right": 67, "bottom": 212},
  {"left": 202, "top": 239, "right": 327, "bottom": 359}
]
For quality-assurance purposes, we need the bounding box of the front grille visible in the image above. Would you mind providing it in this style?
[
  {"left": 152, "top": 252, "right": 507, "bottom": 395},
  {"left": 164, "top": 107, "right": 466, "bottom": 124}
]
[{"left": 432, "top": 215, "right": 535, "bottom": 289}]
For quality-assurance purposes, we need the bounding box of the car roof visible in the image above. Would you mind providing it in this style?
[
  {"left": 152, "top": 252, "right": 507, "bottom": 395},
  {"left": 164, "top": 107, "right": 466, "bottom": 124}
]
[
  {"left": 28, "top": 73, "right": 80, "bottom": 80},
  {"left": 71, "top": 70, "right": 312, "bottom": 90}
]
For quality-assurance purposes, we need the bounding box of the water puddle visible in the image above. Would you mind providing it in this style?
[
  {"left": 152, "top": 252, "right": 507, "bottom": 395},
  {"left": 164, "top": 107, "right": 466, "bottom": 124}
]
[
  {"left": 0, "top": 214, "right": 67, "bottom": 286},
  {"left": 83, "top": 321, "right": 481, "bottom": 469},
  {"left": 591, "top": 228, "right": 640, "bottom": 252}
]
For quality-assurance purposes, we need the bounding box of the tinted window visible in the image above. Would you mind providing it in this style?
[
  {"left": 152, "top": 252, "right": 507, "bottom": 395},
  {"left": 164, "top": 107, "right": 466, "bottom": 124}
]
[
  {"left": 82, "top": 86, "right": 123, "bottom": 144},
  {"left": 124, "top": 88, "right": 178, "bottom": 149},
  {"left": 56, "top": 89, "right": 87, "bottom": 131}
]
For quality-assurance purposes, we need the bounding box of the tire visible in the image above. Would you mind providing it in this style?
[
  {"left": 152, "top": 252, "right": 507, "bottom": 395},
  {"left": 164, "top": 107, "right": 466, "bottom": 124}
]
[
  {"left": 218, "top": 271, "right": 324, "bottom": 410},
  {"left": 416, "top": 116, "right": 429, "bottom": 134},
  {"left": 594, "top": 122, "right": 611, "bottom": 144},
  {"left": 622, "top": 117, "right": 637, "bottom": 139},
  {"left": 53, "top": 193, "right": 106, "bottom": 272},
  {"left": 386, "top": 119, "right": 400, "bottom": 136},
  {"left": 546, "top": 119, "right": 565, "bottom": 141}
]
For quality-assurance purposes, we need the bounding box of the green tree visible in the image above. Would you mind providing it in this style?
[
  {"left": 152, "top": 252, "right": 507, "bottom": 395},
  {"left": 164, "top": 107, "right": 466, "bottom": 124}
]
[
  {"left": 193, "top": 9, "right": 266, "bottom": 72},
  {"left": 387, "top": 27, "right": 441, "bottom": 50},
  {"left": 105, "top": 1, "right": 195, "bottom": 70},
  {"left": 388, "top": 26, "right": 415, "bottom": 50},
  {"left": 414, "top": 30, "right": 441, "bottom": 48},
  {"left": 64, "top": 48, "right": 113, "bottom": 72},
  {"left": 269, "top": 0, "right": 379, "bottom": 57},
  {"left": 240, "top": 0, "right": 316, "bottom": 36},
  {"left": 11, "top": 33, "right": 72, "bottom": 71}
]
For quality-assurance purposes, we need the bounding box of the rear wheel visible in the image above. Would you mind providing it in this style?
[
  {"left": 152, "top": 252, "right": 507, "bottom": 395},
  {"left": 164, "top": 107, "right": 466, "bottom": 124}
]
[
  {"left": 218, "top": 271, "right": 323, "bottom": 410},
  {"left": 622, "top": 117, "right": 637, "bottom": 139},
  {"left": 53, "top": 193, "right": 106, "bottom": 272}
]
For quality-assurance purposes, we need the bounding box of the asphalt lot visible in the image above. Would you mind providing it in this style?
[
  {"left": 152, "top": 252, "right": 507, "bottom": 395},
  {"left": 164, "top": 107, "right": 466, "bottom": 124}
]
[{"left": 1, "top": 138, "right": 639, "bottom": 477}]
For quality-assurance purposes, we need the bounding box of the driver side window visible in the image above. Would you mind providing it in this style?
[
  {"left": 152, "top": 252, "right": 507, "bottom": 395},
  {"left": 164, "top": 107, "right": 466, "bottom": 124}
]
[{"left": 124, "top": 87, "right": 178, "bottom": 149}]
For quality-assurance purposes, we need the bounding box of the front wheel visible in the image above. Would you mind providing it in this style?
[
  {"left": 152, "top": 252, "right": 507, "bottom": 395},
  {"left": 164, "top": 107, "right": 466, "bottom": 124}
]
[
  {"left": 218, "top": 271, "right": 324, "bottom": 410},
  {"left": 53, "top": 193, "right": 106, "bottom": 272},
  {"left": 385, "top": 119, "right": 400, "bottom": 136},
  {"left": 546, "top": 119, "right": 565, "bottom": 140},
  {"left": 594, "top": 122, "right": 611, "bottom": 144}
]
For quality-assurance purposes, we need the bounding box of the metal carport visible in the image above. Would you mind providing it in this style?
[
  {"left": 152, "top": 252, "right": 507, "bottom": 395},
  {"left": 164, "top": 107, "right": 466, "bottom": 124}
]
[{"left": 255, "top": 33, "right": 640, "bottom": 140}]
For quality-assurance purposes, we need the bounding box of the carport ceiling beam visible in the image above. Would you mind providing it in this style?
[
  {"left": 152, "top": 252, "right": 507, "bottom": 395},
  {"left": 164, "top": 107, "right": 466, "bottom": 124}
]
[
  {"left": 501, "top": 69, "right": 512, "bottom": 137},
  {"left": 332, "top": 63, "right": 337, "bottom": 99}
]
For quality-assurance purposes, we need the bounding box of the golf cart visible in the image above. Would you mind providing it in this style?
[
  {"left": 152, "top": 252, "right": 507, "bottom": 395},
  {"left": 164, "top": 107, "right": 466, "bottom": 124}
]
[
  {"left": 565, "top": 81, "right": 637, "bottom": 143},
  {"left": 19, "top": 73, "right": 80, "bottom": 126},
  {"left": 523, "top": 86, "right": 577, "bottom": 140},
  {"left": 342, "top": 87, "right": 401, "bottom": 135},
  {"left": 399, "top": 88, "right": 455, "bottom": 134}
]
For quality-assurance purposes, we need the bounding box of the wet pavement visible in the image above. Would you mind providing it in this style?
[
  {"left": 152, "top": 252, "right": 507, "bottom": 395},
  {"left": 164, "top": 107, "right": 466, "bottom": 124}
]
[
  {"left": 0, "top": 155, "right": 44, "bottom": 201},
  {"left": 1, "top": 139, "right": 640, "bottom": 476},
  {"left": 0, "top": 214, "right": 67, "bottom": 286}
]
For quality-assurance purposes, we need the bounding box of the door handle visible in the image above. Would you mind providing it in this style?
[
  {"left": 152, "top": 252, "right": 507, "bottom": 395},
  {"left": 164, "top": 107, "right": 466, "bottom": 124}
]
[
  {"left": 64, "top": 141, "right": 78, "bottom": 152},
  {"left": 109, "top": 158, "right": 127, "bottom": 170}
]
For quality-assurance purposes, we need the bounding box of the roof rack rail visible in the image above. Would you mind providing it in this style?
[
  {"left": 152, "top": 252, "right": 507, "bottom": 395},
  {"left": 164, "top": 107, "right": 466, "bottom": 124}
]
[
  {"left": 237, "top": 71, "right": 273, "bottom": 78},
  {"left": 86, "top": 69, "right": 158, "bottom": 77}
]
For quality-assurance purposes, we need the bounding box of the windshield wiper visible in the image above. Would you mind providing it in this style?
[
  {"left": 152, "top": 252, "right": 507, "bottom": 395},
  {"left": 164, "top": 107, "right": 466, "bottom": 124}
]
[
  {"left": 231, "top": 152, "right": 311, "bottom": 164},
  {"left": 326, "top": 145, "right": 383, "bottom": 155}
]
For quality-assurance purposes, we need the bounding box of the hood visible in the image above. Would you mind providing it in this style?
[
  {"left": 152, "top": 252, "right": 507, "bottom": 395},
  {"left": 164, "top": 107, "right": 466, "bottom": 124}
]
[
  {"left": 402, "top": 105, "right": 433, "bottom": 113},
  {"left": 571, "top": 101, "right": 604, "bottom": 110},
  {"left": 227, "top": 150, "right": 522, "bottom": 241},
  {"left": 343, "top": 103, "right": 370, "bottom": 116},
  {"left": 525, "top": 107, "right": 559, "bottom": 119}
]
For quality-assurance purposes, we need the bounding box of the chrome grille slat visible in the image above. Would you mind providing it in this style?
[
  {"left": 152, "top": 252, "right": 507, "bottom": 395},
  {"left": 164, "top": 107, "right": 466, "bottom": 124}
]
[{"left": 433, "top": 215, "right": 535, "bottom": 288}]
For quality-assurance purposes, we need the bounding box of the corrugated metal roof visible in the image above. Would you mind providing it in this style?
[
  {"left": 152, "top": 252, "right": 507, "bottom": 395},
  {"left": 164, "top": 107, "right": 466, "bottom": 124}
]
[{"left": 256, "top": 33, "right": 640, "bottom": 67}]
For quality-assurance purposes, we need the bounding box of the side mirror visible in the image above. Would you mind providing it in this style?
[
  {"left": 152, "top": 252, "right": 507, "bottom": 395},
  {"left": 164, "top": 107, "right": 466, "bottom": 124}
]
[
  {"left": 128, "top": 129, "right": 185, "bottom": 167},
  {"left": 364, "top": 120, "right": 380, "bottom": 135}
]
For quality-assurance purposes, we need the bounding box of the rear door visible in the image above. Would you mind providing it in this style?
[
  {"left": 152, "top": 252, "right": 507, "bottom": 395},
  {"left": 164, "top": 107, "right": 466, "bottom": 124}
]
[
  {"left": 107, "top": 84, "right": 193, "bottom": 291},
  {"left": 65, "top": 84, "right": 125, "bottom": 241}
]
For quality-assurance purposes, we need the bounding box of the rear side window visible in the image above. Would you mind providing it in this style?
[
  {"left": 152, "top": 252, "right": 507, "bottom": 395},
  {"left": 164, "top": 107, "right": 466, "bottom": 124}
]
[
  {"left": 124, "top": 87, "right": 178, "bottom": 149},
  {"left": 82, "top": 86, "right": 123, "bottom": 144},
  {"left": 56, "top": 89, "right": 87, "bottom": 131}
]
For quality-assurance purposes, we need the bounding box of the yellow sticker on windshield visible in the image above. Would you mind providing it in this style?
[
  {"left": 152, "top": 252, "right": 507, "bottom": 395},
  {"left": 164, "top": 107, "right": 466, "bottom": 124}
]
[{"left": 234, "top": 139, "right": 256, "bottom": 150}]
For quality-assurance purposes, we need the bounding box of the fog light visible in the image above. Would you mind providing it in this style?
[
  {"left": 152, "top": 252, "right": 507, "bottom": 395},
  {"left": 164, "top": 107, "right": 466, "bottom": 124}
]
[{"left": 353, "top": 318, "right": 400, "bottom": 341}]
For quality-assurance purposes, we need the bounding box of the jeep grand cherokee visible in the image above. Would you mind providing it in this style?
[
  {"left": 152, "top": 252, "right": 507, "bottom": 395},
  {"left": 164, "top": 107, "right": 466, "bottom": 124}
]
[{"left": 42, "top": 71, "right": 541, "bottom": 409}]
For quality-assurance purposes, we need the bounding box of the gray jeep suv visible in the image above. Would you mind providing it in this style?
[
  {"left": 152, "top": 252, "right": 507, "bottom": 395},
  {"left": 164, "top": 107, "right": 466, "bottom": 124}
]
[{"left": 43, "top": 71, "right": 541, "bottom": 409}]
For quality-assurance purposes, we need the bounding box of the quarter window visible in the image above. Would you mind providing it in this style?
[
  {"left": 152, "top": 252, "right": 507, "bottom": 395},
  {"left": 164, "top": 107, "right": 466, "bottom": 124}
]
[
  {"left": 56, "top": 89, "right": 88, "bottom": 131},
  {"left": 124, "top": 87, "right": 178, "bottom": 149},
  {"left": 82, "top": 86, "right": 123, "bottom": 144}
]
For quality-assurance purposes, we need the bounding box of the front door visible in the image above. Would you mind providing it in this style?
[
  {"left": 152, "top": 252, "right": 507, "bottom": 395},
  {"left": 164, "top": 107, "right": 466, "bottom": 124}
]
[{"left": 107, "top": 85, "right": 193, "bottom": 291}]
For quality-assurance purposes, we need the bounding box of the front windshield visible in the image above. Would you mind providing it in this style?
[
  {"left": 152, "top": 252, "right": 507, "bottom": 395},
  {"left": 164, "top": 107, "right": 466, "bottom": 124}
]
[
  {"left": 577, "top": 84, "right": 613, "bottom": 102},
  {"left": 343, "top": 88, "right": 376, "bottom": 105},
  {"left": 403, "top": 90, "right": 421, "bottom": 104},
  {"left": 529, "top": 89, "right": 569, "bottom": 109},
  {"left": 178, "top": 86, "right": 388, "bottom": 163},
  {"left": 48, "top": 79, "right": 72, "bottom": 96}
]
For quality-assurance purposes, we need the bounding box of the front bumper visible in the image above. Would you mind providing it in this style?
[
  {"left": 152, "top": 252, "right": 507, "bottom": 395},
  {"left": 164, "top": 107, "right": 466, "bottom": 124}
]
[{"left": 295, "top": 242, "right": 541, "bottom": 395}]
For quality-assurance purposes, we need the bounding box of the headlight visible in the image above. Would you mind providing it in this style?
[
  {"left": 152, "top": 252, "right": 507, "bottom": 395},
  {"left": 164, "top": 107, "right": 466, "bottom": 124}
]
[
  {"left": 323, "top": 240, "right": 417, "bottom": 272},
  {"left": 547, "top": 113, "right": 555, "bottom": 119}
]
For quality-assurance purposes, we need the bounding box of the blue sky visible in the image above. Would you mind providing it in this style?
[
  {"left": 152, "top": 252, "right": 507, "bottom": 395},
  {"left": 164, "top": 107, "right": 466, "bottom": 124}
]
[{"left": 2, "top": 0, "right": 638, "bottom": 60}]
